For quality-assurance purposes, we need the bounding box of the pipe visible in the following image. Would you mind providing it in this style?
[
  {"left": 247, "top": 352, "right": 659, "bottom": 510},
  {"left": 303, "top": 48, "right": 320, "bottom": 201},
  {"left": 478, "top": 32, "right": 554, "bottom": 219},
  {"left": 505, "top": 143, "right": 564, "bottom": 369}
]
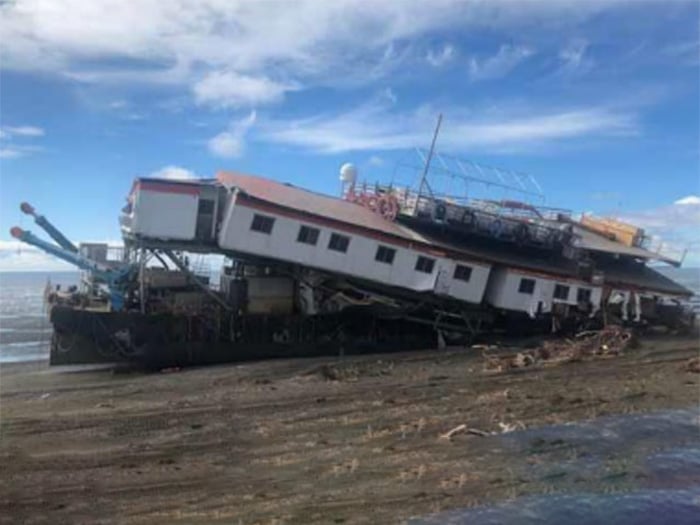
[
  {"left": 20, "top": 202, "right": 78, "bottom": 253},
  {"left": 11, "top": 226, "right": 96, "bottom": 271},
  {"left": 11, "top": 226, "right": 130, "bottom": 311}
]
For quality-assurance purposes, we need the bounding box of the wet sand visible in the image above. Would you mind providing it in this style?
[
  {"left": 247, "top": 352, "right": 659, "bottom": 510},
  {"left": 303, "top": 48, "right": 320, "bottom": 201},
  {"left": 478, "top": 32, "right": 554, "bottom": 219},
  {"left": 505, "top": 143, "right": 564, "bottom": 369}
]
[{"left": 1, "top": 335, "right": 699, "bottom": 524}]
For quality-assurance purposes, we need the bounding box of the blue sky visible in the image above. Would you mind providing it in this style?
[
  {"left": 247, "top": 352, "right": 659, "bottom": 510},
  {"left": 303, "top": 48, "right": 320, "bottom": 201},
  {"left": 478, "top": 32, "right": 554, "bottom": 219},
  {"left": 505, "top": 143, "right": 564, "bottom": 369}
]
[{"left": 0, "top": 0, "right": 698, "bottom": 270}]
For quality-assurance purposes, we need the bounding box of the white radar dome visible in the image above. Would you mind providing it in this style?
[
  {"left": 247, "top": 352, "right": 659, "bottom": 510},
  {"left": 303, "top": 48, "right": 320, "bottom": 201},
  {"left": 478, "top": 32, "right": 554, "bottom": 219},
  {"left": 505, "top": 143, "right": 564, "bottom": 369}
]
[{"left": 339, "top": 163, "right": 357, "bottom": 184}]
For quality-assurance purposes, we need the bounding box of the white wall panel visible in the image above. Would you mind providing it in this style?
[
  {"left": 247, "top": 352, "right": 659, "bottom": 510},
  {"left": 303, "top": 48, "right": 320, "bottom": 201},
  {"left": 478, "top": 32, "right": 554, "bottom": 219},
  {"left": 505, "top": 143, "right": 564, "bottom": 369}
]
[
  {"left": 486, "top": 268, "right": 603, "bottom": 314},
  {"left": 133, "top": 190, "right": 198, "bottom": 240},
  {"left": 218, "top": 200, "right": 491, "bottom": 304}
]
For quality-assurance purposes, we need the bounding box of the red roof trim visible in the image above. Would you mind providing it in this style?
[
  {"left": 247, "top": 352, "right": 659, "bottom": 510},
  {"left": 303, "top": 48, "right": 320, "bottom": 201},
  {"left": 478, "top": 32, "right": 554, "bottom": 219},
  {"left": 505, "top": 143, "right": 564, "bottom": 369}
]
[
  {"left": 236, "top": 195, "right": 493, "bottom": 267},
  {"left": 237, "top": 193, "right": 620, "bottom": 285},
  {"left": 137, "top": 180, "right": 200, "bottom": 196},
  {"left": 237, "top": 194, "right": 606, "bottom": 282}
]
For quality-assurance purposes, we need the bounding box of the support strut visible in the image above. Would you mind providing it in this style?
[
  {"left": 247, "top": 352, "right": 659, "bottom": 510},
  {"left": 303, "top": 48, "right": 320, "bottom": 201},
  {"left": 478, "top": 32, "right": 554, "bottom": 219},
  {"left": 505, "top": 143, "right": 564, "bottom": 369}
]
[{"left": 162, "top": 250, "right": 231, "bottom": 311}]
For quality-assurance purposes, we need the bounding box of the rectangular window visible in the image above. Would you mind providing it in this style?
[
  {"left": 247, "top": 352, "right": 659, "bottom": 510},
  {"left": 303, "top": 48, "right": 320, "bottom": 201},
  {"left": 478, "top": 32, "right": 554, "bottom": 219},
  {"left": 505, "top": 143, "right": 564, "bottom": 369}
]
[
  {"left": 453, "top": 264, "right": 473, "bottom": 282},
  {"left": 250, "top": 214, "right": 275, "bottom": 234},
  {"left": 518, "top": 278, "right": 536, "bottom": 294},
  {"left": 296, "top": 225, "right": 320, "bottom": 245},
  {"left": 328, "top": 233, "right": 350, "bottom": 253},
  {"left": 375, "top": 245, "right": 396, "bottom": 264},
  {"left": 553, "top": 284, "right": 570, "bottom": 300},
  {"left": 415, "top": 256, "right": 435, "bottom": 274},
  {"left": 577, "top": 288, "right": 592, "bottom": 303}
]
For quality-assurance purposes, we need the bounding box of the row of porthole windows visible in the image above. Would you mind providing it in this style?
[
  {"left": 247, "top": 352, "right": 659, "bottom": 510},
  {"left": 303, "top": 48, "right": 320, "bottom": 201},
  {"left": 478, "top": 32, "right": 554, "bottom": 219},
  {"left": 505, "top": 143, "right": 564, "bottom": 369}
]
[
  {"left": 250, "top": 213, "right": 474, "bottom": 283},
  {"left": 518, "top": 277, "right": 593, "bottom": 303}
]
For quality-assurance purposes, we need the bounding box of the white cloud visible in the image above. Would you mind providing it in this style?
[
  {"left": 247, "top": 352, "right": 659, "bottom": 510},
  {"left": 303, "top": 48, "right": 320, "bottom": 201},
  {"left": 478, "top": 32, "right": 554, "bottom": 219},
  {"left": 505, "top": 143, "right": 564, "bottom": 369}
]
[
  {"left": 675, "top": 195, "right": 700, "bottom": 206},
  {"left": 0, "top": 1, "right": 620, "bottom": 97},
  {"left": 368, "top": 155, "right": 385, "bottom": 167},
  {"left": 149, "top": 165, "right": 198, "bottom": 181},
  {"left": 0, "top": 145, "right": 43, "bottom": 159},
  {"left": 0, "top": 124, "right": 46, "bottom": 159},
  {"left": 662, "top": 39, "right": 700, "bottom": 67},
  {"left": 468, "top": 44, "right": 534, "bottom": 81},
  {"left": 616, "top": 196, "right": 700, "bottom": 265},
  {"left": 560, "top": 39, "right": 588, "bottom": 68},
  {"left": 426, "top": 44, "right": 455, "bottom": 67},
  {"left": 208, "top": 110, "right": 257, "bottom": 158},
  {"left": 64, "top": 63, "right": 190, "bottom": 86},
  {"left": 260, "top": 97, "right": 637, "bottom": 154},
  {"left": 109, "top": 100, "right": 128, "bottom": 109},
  {"left": 0, "top": 2, "right": 671, "bottom": 160},
  {"left": 0, "top": 148, "right": 24, "bottom": 159},
  {"left": 193, "top": 71, "right": 297, "bottom": 109},
  {"left": 620, "top": 198, "right": 700, "bottom": 230},
  {"left": 1, "top": 125, "right": 45, "bottom": 137},
  {"left": 557, "top": 38, "right": 593, "bottom": 75}
]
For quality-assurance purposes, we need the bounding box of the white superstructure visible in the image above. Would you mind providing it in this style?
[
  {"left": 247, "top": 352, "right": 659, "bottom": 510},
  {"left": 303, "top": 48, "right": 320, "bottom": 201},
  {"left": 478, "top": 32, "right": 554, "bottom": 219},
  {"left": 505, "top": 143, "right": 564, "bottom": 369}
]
[{"left": 120, "top": 171, "right": 692, "bottom": 322}]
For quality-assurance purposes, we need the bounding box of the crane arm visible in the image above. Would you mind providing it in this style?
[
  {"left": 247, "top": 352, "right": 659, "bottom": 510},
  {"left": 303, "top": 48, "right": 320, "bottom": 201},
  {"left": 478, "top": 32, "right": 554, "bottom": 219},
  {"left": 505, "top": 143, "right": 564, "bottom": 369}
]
[
  {"left": 10, "top": 226, "right": 132, "bottom": 311},
  {"left": 10, "top": 226, "right": 107, "bottom": 274},
  {"left": 20, "top": 202, "right": 78, "bottom": 253}
]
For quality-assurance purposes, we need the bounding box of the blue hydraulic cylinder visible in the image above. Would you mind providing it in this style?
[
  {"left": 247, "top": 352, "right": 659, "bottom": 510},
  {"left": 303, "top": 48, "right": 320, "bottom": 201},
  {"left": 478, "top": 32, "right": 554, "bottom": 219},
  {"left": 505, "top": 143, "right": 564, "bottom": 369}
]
[
  {"left": 20, "top": 202, "right": 78, "bottom": 253},
  {"left": 11, "top": 226, "right": 100, "bottom": 272},
  {"left": 10, "top": 226, "right": 131, "bottom": 311}
]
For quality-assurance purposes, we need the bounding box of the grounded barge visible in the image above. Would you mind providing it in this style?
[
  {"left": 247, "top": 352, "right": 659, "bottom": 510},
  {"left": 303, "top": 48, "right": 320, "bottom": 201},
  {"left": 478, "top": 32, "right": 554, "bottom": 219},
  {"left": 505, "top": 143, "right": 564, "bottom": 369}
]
[{"left": 10, "top": 157, "right": 694, "bottom": 367}]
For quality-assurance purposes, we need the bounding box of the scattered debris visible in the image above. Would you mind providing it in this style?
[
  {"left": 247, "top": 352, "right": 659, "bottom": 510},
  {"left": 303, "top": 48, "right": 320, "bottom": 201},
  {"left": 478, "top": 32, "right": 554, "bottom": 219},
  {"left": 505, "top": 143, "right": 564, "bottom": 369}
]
[
  {"left": 316, "top": 360, "right": 394, "bottom": 381},
  {"left": 475, "top": 389, "right": 510, "bottom": 405},
  {"left": 466, "top": 428, "right": 492, "bottom": 437},
  {"left": 684, "top": 357, "right": 700, "bottom": 374},
  {"left": 439, "top": 421, "right": 523, "bottom": 440},
  {"left": 483, "top": 325, "right": 634, "bottom": 373},
  {"left": 471, "top": 344, "right": 499, "bottom": 351},
  {"left": 440, "top": 424, "right": 467, "bottom": 440},
  {"left": 498, "top": 421, "right": 526, "bottom": 433},
  {"left": 160, "top": 367, "right": 181, "bottom": 374}
]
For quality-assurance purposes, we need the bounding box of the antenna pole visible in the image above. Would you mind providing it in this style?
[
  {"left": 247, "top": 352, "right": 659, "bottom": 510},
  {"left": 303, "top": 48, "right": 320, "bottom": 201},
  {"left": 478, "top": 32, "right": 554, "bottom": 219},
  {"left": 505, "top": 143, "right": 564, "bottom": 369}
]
[{"left": 416, "top": 113, "right": 442, "bottom": 214}]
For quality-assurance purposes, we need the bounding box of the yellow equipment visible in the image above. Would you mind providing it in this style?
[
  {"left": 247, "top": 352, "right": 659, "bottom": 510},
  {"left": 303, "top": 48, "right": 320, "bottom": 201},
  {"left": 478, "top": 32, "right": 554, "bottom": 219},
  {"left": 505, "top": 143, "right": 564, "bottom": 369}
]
[{"left": 580, "top": 215, "right": 645, "bottom": 247}]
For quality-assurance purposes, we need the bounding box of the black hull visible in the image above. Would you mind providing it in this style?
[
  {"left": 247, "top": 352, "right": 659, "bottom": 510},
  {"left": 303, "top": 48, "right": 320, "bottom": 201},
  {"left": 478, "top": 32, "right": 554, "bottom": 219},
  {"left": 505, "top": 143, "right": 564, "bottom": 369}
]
[{"left": 49, "top": 306, "right": 439, "bottom": 368}]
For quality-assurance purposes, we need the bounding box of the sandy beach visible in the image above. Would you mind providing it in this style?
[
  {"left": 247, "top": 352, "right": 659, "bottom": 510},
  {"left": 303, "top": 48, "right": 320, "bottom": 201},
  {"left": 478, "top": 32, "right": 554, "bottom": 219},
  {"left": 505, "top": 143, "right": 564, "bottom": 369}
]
[{"left": 1, "top": 335, "right": 699, "bottom": 524}]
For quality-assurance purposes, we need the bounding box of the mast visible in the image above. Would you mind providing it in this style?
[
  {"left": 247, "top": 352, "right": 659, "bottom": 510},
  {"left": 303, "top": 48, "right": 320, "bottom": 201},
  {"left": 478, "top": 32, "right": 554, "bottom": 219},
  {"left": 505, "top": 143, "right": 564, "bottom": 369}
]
[{"left": 416, "top": 113, "right": 442, "bottom": 215}]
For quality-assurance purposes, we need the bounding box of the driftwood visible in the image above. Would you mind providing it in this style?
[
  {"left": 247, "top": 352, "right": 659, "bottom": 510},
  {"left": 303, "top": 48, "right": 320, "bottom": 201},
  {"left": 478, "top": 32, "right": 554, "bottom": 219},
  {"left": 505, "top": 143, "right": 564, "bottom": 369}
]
[
  {"left": 483, "top": 326, "right": 634, "bottom": 373},
  {"left": 439, "top": 424, "right": 467, "bottom": 439},
  {"left": 439, "top": 424, "right": 493, "bottom": 439},
  {"left": 466, "top": 428, "right": 492, "bottom": 437}
]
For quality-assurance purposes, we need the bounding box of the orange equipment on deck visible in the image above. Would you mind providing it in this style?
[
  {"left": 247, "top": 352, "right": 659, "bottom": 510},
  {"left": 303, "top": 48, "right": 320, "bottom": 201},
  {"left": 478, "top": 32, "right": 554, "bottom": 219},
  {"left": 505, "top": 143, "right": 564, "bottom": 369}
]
[{"left": 580, "top": 215, "right": 645, "bottom": 247}]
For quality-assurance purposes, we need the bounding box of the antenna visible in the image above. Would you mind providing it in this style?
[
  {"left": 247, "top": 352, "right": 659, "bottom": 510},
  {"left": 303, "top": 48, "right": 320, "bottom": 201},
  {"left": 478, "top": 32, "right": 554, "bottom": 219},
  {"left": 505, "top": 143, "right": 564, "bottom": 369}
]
[{"left": 416, "top": 113, "right": 442, "bottom": 212}]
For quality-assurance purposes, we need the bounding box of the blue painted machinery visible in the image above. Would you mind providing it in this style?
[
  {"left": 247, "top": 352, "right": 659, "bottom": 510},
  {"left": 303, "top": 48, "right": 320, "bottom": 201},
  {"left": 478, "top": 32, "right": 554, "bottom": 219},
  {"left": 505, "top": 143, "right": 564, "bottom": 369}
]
[{"left": 10, "top": 203, "right": 134, "bottom": 311}]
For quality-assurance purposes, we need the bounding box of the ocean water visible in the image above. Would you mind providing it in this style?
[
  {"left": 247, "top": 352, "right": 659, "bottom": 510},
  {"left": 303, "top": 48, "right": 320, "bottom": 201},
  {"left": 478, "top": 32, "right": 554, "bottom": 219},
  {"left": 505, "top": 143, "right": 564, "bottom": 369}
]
[
  {"left": 658, "top": 266, "right": 700, "bottom": 314},
  {"left": 0, "top": 271, "right": 79, "bottom": 363},
  {"left": 412, "top": 409, "right": 700, "bottom": 524}
]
